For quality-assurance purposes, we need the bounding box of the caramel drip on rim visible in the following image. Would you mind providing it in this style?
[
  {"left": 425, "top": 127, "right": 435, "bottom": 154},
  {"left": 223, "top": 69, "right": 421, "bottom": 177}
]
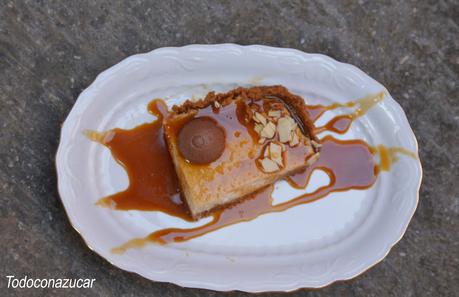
[
  {"left": 83, "top": 129, "right": 115, "bottom": 144},
  {"left": 309, "top": 91, "right": 385, "bottom": 134},
  {"left": 372, "top": 145, "right": 418, "bottom": 172}
]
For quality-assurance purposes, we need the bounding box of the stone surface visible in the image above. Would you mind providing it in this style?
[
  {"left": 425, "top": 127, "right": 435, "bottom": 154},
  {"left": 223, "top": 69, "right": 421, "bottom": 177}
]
[{"left": 1, "top": 0, "right": 458, "bottom": 296}]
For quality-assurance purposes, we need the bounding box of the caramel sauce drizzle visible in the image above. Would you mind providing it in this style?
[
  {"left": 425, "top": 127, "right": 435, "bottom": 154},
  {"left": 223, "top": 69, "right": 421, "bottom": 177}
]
[
  {"left": 86, "top": 100, "right": 192, "bottom": 221},
  {"left": 84, "top": 91, "right": 417, "bottom": 253},
  {"left": 372, "top": 145, "right": 418, "bottom": 173},
  {"left": 112, "top": 135, "right": 377, "bottom": 254},
  {"left": 313, "top": 115, "right": 353, "bottom": 135},
  {"left": 311, "top": 91, "right": 385, "bottom": 135}
]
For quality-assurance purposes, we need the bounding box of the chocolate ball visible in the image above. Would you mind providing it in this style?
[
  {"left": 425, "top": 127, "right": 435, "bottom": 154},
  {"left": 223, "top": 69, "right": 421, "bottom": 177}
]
[{"left": 177, "top": 117, "right": 225, "bottom": 164}]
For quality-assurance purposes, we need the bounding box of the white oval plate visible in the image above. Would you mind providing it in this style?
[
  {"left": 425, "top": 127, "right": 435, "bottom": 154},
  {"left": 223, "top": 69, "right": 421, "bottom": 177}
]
[{"left": 56, "top": 44, "right": 422, "bottom": 292}]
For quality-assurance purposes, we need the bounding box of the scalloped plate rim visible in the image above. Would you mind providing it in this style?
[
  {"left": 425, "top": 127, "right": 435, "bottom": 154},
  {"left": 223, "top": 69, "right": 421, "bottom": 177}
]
[{"left": 56, "top": 44, "right": 422, "bottom": 292}]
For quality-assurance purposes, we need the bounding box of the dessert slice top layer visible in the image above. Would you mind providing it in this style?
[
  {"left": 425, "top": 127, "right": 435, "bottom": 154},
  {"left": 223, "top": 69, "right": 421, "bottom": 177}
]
[{"left": 164, "top": 86, "right": 320, "bottom": 219}]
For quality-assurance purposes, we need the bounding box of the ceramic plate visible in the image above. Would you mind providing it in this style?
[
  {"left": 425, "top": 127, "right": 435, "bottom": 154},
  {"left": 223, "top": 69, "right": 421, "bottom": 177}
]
[{"left": 56, "top": 44, "right": 422, "bottom": 292}]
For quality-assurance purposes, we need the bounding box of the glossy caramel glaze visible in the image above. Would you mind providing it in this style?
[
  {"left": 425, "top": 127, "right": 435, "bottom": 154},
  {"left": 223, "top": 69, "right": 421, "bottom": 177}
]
[{"left": 163, "top": 96, "right": 315, "bottom": 218}]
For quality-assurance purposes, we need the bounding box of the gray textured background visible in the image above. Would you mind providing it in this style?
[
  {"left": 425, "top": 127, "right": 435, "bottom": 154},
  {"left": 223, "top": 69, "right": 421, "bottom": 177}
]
[{"left": 1, "top": 0, "right": 458, "bottom": 296}]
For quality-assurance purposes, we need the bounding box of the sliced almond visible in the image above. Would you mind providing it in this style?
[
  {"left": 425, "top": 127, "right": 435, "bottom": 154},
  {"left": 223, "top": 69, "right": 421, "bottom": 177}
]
[
  {"left": 260, "top": 121, "right": 276, "bottom": 138},
  {"left": 289, "top": 130, "right": 300, "bottom": 146},
  {"left": 258, "top": 137, "right": 266, "bottom": 144},
  {"left": 277, "top": 117, "right": 293, "bottom": 143},
  {"left": 253, "top": 112, "right": 267, "bottom": 125},
  {"left": 269, "top": 142, "right": 282, "bottom": 158},
  {"left": 214, "top": 101, "right": 221, "bottom": 108},
  {"left": 254, "top": 123, "right": 263, "bottom": 134},
  {"left": 285, "top": 116, "right": 296, "bottom": 126},
  {"left": 252, "top": 112, "right": 261, "bottom": 123},
  {"left": 269, "top": 142, "right": 283, "bottom": 167},
  {"left": 268, "top": 110, "right": 281, "bottom": 118},
  {"left": 259, "top": 158, "right": 280, "bottom": 173},
  {"left": 306, "top": 152, "right": 320, "bottom": 165}
]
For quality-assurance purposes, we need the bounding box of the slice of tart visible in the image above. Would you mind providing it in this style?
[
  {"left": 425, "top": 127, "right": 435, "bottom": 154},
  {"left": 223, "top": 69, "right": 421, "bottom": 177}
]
[{"left": 163, "top": 86, "right": 320, "bottom": 219}]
